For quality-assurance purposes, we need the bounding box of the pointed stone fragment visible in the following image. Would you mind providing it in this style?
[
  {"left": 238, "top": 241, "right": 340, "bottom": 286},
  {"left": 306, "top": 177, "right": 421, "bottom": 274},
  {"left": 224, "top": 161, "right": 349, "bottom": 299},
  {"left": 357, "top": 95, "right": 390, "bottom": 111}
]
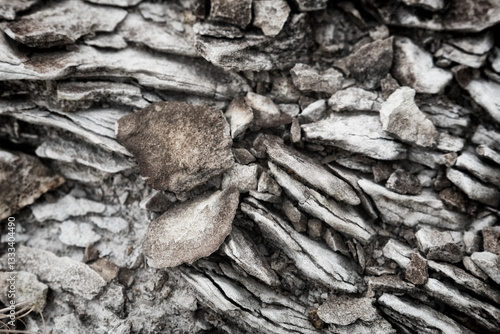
[{"left": 225, "top": 96, "right": 254, "bottom": 139}]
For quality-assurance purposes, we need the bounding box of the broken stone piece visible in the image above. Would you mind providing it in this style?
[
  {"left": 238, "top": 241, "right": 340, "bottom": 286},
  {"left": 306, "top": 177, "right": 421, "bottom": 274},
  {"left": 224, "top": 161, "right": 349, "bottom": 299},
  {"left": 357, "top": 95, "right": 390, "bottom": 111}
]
[
  {"left": 282, "top": 199, "right": 308, "bottom": 233},
  {"left": 245, "top": 92, "right": 292, "bottom": 129},
  {"left": 0, "top": 271, "right": 48, "bottom": 310},
  {"left": 405, "top": 253, "right": 428, "bottom": 285},
  {"left": 470, "top": 252, "right": 500, "bottom": 285},
  {"left": 307, "top": 219, "right": 323, "bottom": 239},
  {"left": 401, "top": 0, "right": 444, "bottom": 10},
  {"left": 483, "top": 227, "right": 500, "bottom": 255},
  {"left": 317, "top": 295, "right": 378, "bottom": 325},
  {"left": 460, "top": 79, "right": 500, "bottom": 124},
  {"left": 446, "top": 168, "right": 500, "bottom": 207},
  {"left": 84, "top": 33, "right": 128, "bottom": 50},
  {"left": 59, "top": 221, "right": 101, "bottom": 248},
  {"left": 253, "top": 0, "right": 290, "bottom": 37},
  {"left": 476, "top": 145, "right": 500, "bottom": 166},
  {"left": 392, "top": 37, "right": 453, "bottom": 94},
  {"left": 232, "top": 148, "right": 256, "bottom": 165},
  {"left": 385, "top": 169, "right": 421, "bottom": 195},
  {"left": 299, "top": 99, "right": 327, "bottom": 124},
  {"left": 291, "top": 0, "right": 328, "bottom": 11},
  {"left": 31, "top": 195, "right": 105, "bottom": 222},
  {"left": 209, "top": 0, "right": 252, "bottom": 29},
  {"left": 0, "top": 149, "right": 65, "bottom": 220},
  {"left": 0, "top": 0, "right": 127, "bottom": 48},
  {"left": 90, "top": 258, "right": 120, "bottom": 283},
  {"left": 117, "top": 102, "right": 234, "bottom": 193},
  {"left": 438, "top": 188, "right": 477, "bottom": 215},
  {"left": 415, "top": 227, "right": 464, "bottom": 263},
  {"left": 221, "top": 163, "right": 258, "bottom": 193},
  {"left": 0, "top": 0, "right": 39, "bottom": 20},
  {"left": 290, "top": 64, "right": 343, "bottom": 94},
  {"left": 290, "top": 118, "right": 302, "bottom": 145},
  {"left": 380, "top": 87, "right": 438, "bottom": 147},
  {"left": 455, "top": 150, "right": 500, "bottom": 188},
  {"left": 257, "top": 172, "right": 281, "bottom": 197},
  {"left": 142, "top": 187, "right": 240, "bottom": 268},
  {"left": 86, "top": 0, "right": 142, "bottom": 6},
  {"left": 329, "top": 87, "right": 380, "bottom": 112},
  {"left": 225, "top": 97, "right": 254, "bottom": 139}
]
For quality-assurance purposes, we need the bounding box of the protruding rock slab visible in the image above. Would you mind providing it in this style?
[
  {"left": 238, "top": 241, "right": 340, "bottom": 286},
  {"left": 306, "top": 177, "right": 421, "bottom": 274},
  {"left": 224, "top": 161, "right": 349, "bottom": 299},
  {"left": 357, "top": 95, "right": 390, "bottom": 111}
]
[
  {"left": 0, "top": 271, "right": 48, "bottom": 310},
  {"left": 0, "top": 149, "right": 65, "bottom": 220},
  {"left": 209, "top": 0, "right": 252, "bottom": 29},
  {"left": 0, "top": 0, "right": 38, "bottom": 20},
  {"left": 142, "top": 187, "right": 240, "bottom": 268},
  {"left": 290, "top": 63, "right": 343, "bottom": 94},
  {"left": 415, "top": 227, "right": 464, "bottom": 263},
  {"left": 380, "top": 87, "right": 438, "bottom": 147},
  {"left": 471, "top": 252, "right": 500, "bottom": 284},
  {"left": 0, "top": 0, "right": 127, "bottom": 48},
  {"left": 253, "top": 0, "right": 290, "bottom": 37},
  {"left": 117, "top": 102, "right": 234, "bottom": 193},
  {"left": 317, "top": 295, "right": 378, "bottom": 325},
  {"left": 225, "top": 97, "right": 254, "bottom": 139}
]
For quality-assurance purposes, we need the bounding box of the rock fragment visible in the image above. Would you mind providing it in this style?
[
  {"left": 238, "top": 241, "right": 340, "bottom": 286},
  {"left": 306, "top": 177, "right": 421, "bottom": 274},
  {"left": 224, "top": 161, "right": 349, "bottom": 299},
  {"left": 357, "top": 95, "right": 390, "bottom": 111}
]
[
  {"left": 90, "top": 258, "right": 120, "bottom": 283},
  {"left": 299, "top": 99, "right": 327, "bottom": 123},
  {"left": 0, "top": 149, "right": 65, "bottom": 220},
  {"left": 446, "top": 168, "right": 500, "bottom": 207},
  {"left": 401, "top": 0, "right": 444, "bottom": 10},
  {"left": 257, "top": 172, "right": 281, "bottom": 196},
  {"left": 415, "top": 227, "right": 464, "bottom": 263},
  {"left": 282, "top": 200, "right": 308, "bottom": 233},
  {"left": 142, "top": 187, "right": 240, "bottom": 268},
  {"left": 291, "top": 0, "right": 328, "bottom": 11},
  {"left": 0, "top": 0, "right": 127, "bottom": 48},
  {"left": 117, "top": 102, "right": 234, "bottom": 193},
  {"left": 459, "top": 79, "right": 500, "bottom": 124},
  {"left": 245, "top": 92, "right": 291, "bottom": 129},
  {"left": 221, "top": 163, "right": 258, "bottom": 193},
  {"left": 232, "top": 148, "right": 256, "bottom": 165},
  {"left": 405, "top": 253, "right": 428, "bottom": 285},
  {"left": 463, "top": 256, "right": 489, "bottom": 281},
  {"left": 209, "top": 0, "right": 252, "bottom": 29},
  {"left": 385, "top": 169, "right": 421, "bottom": 195},
  {"left": 86, "top": 0, "right": 142, "bottom": 6},
  {"left": 253, "top": 0, "right": 290, "bottom": 37},
  {"left": 476, "top": 145, "right": 500, "bottom": 166},
  {"left": 470, "top": 252, "right": 500, "bottom": 284},
  {"left": 225, "top": 97, "right": 254, "bottom": 139},
  {"left": 0, "top": 0, "right": 38, "bottom": 20},
  {"left": 329, "top": 87, "right": 380, "bottom": 112},
  {"left": 31, "top": 195, "right": 105, "bottom": 222},
  {"left": 84, "top": 33, "right": 128, "bottom": 49},
  {"left": 59, "top": 221, "right": 101, "bottom": 248},
  {"left": 455, "top": 150, "right": 500, "bottom": 187},
  {"left": 290, "top": 64, "right": 343, "bottom": 94},
  {"left": 380, "top": 87, "right": 438, "bottom": 147},
  {"left": 317, "top": 295, "right": 378, "bottom": 325},
  {"left": 0, "top": 271, "right": 48, "bottom": 310},
  {"left": 482, "top": 227, "right": 500, "bottom": 255}
]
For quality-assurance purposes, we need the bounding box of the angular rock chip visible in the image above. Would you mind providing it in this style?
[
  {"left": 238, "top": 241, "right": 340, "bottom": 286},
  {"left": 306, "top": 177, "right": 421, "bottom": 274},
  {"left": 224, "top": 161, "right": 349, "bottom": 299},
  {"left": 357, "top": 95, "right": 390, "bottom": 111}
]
[
  {"left": 476, "top": 145, "right": 500, "bottom": 166},
  {"left": 299, "top": 99, "right": 327, "bottom": 124},
  {"left": 290, "top": 63, "right": 343, "bottom": 94},
  {"left": 405, "top": 253, "right": 428, "bottom": 285},
  {"left": 358, "top": 180, "right": 469, "bottom": 230},
  {"left": 221, "top": 163, "right": 258, "bottom": 193},
  {"left": 380, "top": 87, "right": 438, "bottom": 147},
  {"left": 15, "top": 245, "right": 106, "bottom": 300},
  {"left": 385, "top": 169, "right": 421, "bottom": 195},
  {"left": 472, "top": 125, "right": 500, "bottom": 151},
  {"left": 245, "top": 92, "right": 291, "bottom": 129},
  {"left": 59, "top": 221, "right": 101, "bottom": 248},
  {"left": 31, "top": 195, "right": 105, "bottom": 222},
  {"left": 86, "top": 0, "right": 142, "bottom": 6},
  {"left": 415, "top": 227, "right": 464, "bottom": 263},
  {"left": 257, "top": 172, "right": 282, "bottom": 197},
  {"left": 329, "top": 87, "right": 380, "bottom": 112},
  {"left": 0, "top": 149, "right": 65, "bottom": 220},
  {"left": 317, "top": 295, "right": 378, "bottom": 325},
  {"left": 455, "top": 150, "right": 500, "bottom": 188},
  {"left": 282, "top": 199, "right": 307, "bottom": 233},
  {"left": 90, "top": 258, "right": 120, "bottom": 283},
  {"left": 256, "top": 135, "right": 359, "bottom": 205},
  {"left": 90, "top": 216, "right": 129, "bottom": 234},
  {"left": 0, "top": 0, "right": 127, "bottom": 48},
  {"left": 0, "top": 0, "right": 38, "bottom": 20},
  {"left": 253, "top": 0, "right": 290, "bottom": 37},
  {"left": 84, "top": 33, "right": 128, "bottom": 49},
  {"left": 392, "top": 37, "right": 453, "bottom": 94},
  {"left": 463, "top": 256, "right": 489, "bottom": 281},
  {"left": 302, "top": 113, "right": 407, "bottom": 160},
  {"left": 460, "top": 79, "right": 500, "bottom": 124},
  {"left": 0, "top": 271, "right": 48, "bottom": 310},
  {"left": 291, "top": 0, "right": 328, "bottom": 11},
  {"left": 209, "top": 0, "right": 252, "bottom": 29},
  {"left": 334, "top": 37, "right": 393, "bottom": 89},
  {"left": 142, "top": 187, "right": 240, "bottom": 268},
  {"left": 401, "top": 0, "right": 444, "bottom": 10},
  {"left": 117, "top": 102, "right": 234, "bottom": 193},
  {"left": 471, "top": 252, "right": 500, "bottom": 285},
  {"left": 483, "top": 227, "right": 500, "bottom": 255},
  {"left": 232, "top": 148, "right": 256, "bottom": 165},
  {"left": 225, "top": 97, "right": 254, "bottom": 139},
  {"left": 446, "top": 168, "right": 500, "bottom": 207}
]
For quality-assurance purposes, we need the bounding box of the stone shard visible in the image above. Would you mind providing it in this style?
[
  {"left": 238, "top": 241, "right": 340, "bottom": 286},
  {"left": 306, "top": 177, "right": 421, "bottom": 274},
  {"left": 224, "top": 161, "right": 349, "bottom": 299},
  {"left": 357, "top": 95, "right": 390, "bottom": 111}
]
[
  {"left": 415, "top": 227, "right": 464, "bottom": 263},
  {"left": 14, "top": 245, "right": 106, "bottom": 300},
  {"left": 116, "top": 102, "right": 234, "bottom": 193},
  {"left": 329, "top": 87, "right": 380, "bottom": 112},
  {"left": 256, "top": 135, "right": 360, "bottom": 205},
  {"left": 392, "top": 37, "right": 453, "bottom": 94},
  {"left": 257, "top": 172, "right": 282, "bottom": 197},
  {"left": 401, "top": 0, "right": 444, "bottom": 11},
  {"left": 404, "top": 253, "right": 428, "bottom": 285},
  {"left": 253, "top": 0, "right": 290, "bottom": 37},
  {"left": 59, "top": 221, "right": 101, "bottom": 248},
  {"left": 0, "top": 0, "right": 38, "bottom": 20},
  {"left": 385, "top": 169, "right": 421, "bottom": 195},
  {"left": 142, "top": 187, "right": 240, "bottom": 268},
  {"left": 221, "top": 163, "right": 258, "bottom": 193},
  {"left": 460, "top": 79, "right": 500, "bottom": 124},
  {"left": 482, "top": 227, "right": 500, "bottom": 255},
  {"left": 290, "top": 63, "right": 343, "bottom": 94},
  {"left": 299, "top": 99, "right": 327, "bottom": 124},
  {"left": 291, "top": 0, "right": 328, "bottom": 11},
  {"left": 380, "top": 87, "right": 438, "bottom": 147},
  {"left": 0, "top": 0, "right": 127, "bottom": 48},
  {"left": 358, "top": 180, "right": 469, "bottom": 230},
  {"left": 301, "top": 113, "right": 407, "bottom": 160},
  {"left": 31, "top": 195, "right": 105, "bottom": 222},
  {"left": 0, "top": 271, "right": 48, "bottom": 310},
  {"left": 476, "top": 145, "right": 500, "bottom": 166},
  {"left": 209, "top": 0, "right": 252, "bottom": 29},
  {"left": 471, "top": 252, "right": 500, "bottom": 285},
  {"left": 446, "top": 168, "right": 500, "bottom": 207},
  {"left": 86, "top": 0, "right": 142, "bottom": 6},
  {"left": 334, "top": 37, "right": 393, "bottom": 89},
  {"left": 245, "top": 92, "right": 292, "bottom": 129},
  {"left": 0, "top": 149, "right": 65, "bottom": 220},
  {"left": 84, "top": 33, "right": 128, "bottom": 49},
  {"left": 455, "top": 150, "right": 500, "bottom": 188},
  {"left": 225, "top": 97, "right": 254, "bottom": 139},
  {"left": 282, "top": 200, "right": 308, "bottom": 233},
  {"left": 317, "top": 295, "right": 378, "bottom": 325},
  {"left": 232, "top": 148, "right": 256, "bottom": 165}
]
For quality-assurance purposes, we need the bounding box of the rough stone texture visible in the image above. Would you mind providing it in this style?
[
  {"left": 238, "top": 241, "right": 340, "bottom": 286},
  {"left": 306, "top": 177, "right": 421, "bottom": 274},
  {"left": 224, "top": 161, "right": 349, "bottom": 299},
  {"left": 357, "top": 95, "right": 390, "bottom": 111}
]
[
  {"left": 31, "top": 195, "right": 105, "bottom": 222},
  {"left": 257, "top": 172, "right": 281, "bottom": 196},
  {"left": 299, "top": 99, "right": 327, "bottom": 124},
  {"left": 90, "top": 258, "right": 120, "bottom": 283},
  {"left": 470, "top": 252, "right": 500, "bottom": 285},
  {"left": 317, "top": 295, "right": 378, "bottom": 325},
  {"left": 291, "top": 0, "right": 328, "bottom": 11},
  {"left": 253, "top": 0, "right": 290, "bottom": 37},
  {"left": 482, "top": 227, "right": 500, "bottom": 255},
  {"left": 461, "top": 79, "right": 500, "bottom": 124},
  {"left": 142, "top": 187, "right": 240, "bottom": 268},
  {"left": 329, "top": 87, "right": 380, "bottom": 112},
  {"left": 0, "top": 0, "right": 127, "bottom": 48},
  {"left": 59, "top": 221, "right": 101, "bottom": 248},
  {"left": 405, "top": 253, "right": 428, "bottom": 285},
  {"left": 86, "top": 0, "right": 142, "bottom": 6},
  {"left": 290, "top": 64, "right": 343, "bottom": 94},
  {"left": 117, "top": 102, "right": 234, "bottom": 193},
  {"left": 0, "top": 0, "right": 39, "bottom": 20},
  {"left": 401, "top": 0, "right": 444, "bottom": 11},
  {"left": 0, "top": 271, "right": 48, "bottom": 310},
  {"left": 245, "top": 92, "right": 292, "bottom": 129},
  {"left": 415, "top": 228, "right": 465, "bottom": 263},
  {"left": 209, "top": 0, "right": 252, "bottom": 29},
  {"left": 385, "top": 169, "right": 421, "bottom": 195},
  {"left": 446, "top": 168, "right": 500, "bottom": 207},
  {"left": 221, "top": 163, "right": 259, "bottom": 193},
  {"left": 225, "top": 97, "right": 254, "bottom": 139},
  {"left": 380, "top": 87, "right": 438, "bottom": 147},
  {"left": 0, "top": 149, "right": 65, "bottom": 220}
]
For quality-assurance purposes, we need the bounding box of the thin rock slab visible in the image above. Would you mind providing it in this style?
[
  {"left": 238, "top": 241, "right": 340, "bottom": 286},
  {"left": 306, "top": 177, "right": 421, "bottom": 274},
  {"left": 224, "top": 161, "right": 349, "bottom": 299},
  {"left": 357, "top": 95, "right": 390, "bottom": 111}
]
[
  {"left": 221, "top": 163, "right": 258, "bottom": 193},
  {"left": 0, "top": 0, "right": 38, "bottom": 20},
  {"left": 446, "top": 168, "right": 500, "bottom": 207},
  {"left": 0, "top": 0, "right": 127, "bottom": 48},
  {"left": 471, "top": 252, "right": 500, "bottom": 285},
  {"left": 329, "top": 87, "right": 380, "bottom": 112},
  {"left": 253, "top": 0, "right": 290, "bottom": 37},
  {"left": 31, "top": 195, "right": 105, "bottom": 222},
  {"left": 209, "top": 0, "right": 252, "bottom": 29},
  {"left": 415, "top": 227, "right": 465, "bottom": 263},
  {"left": 460, "top": 79, "right": 500, "bottom": 124},
  {"left": 224, "top": 97, "right": 254, "bottom": 139},
  {"left": 84, "top": 33, "right": 128, "bottom": 50},
  {"left": 0, "top": 149, "right": 65, "bottom": 220},
  {"left": 455, "top": 150, "right": 500, "bottom": 188},
  {"left": 317, "top": 295, "right": 378, "bottom": 326},
  {"left": 358, "top": 180, "right": 469, "bottom": 230},
  {"left": 142, "top": 187, "right": 240, "bottom": 268},
  {"left": 117, "top": 102, "right": 234, "bottom": 193},
  {"left": 301, "top": 113, "right": 407, "bottom": 160},
  {"left": 290, "top": 63, "right": 343, "bottom": 94},
  {"left": 476, "top": 145, "right": 500, "bottom": 166}
]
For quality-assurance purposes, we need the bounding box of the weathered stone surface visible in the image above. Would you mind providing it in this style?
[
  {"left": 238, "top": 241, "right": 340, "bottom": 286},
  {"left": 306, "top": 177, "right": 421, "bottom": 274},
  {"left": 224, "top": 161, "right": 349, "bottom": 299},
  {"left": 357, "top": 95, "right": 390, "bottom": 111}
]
[
  {"left": 86, "top": 0, "right": 142, "bottom": 6},
  {"left": 436, "top": 44, "right": 487, "bottom": 69},
  {"left": 245, "top": 92, "right": 291, "bottom": 129},
  {"left": 329, "top": 87, "right": 380, "bottom": 112},
  {"left": 0, "top": 0, "right": 127, "bottom": 48},
  {"left": 455, "top": 150, "right": 500, "bottom": 188},
  {"left": 117, "top": 102, "right": 233, "bottom": 193},
  {"left": 0, "top": 149, "right": 65, "bottom": 220},
  {"left": 209, "top": 0, "right": 252, "bottom": 29},
  {"left": 31, "top": 195, "right": 105, "bottom": 222},
  {"left": 476, "top": 145, "right": 500, "bottom": 166},
  {"left": 0, "top": 0, "right": 38, "bottom": 20},
  {"left": 415, "top": 227, "right": 464, "bottom": 263},
  {"left": 408, "top": 147, "right": 457, "bottom": 169},
  {"left": 59, "top": 221, "right": 101, "bottom": 248},
  {"left": 290, "top": 118, "right": 301, "bottom": 145},
  {"left": 291, "top": 0, "right": 328, "bottom": 11},
  {"left": 299, "top": 99, "right": 327, "bottom": 124},
  {"left": 142, "top": 188, "right": 239, "bottom": 268},
  {"left": 446, "top": 168, "right": 500, "bottom": 207},
  {"left": 232, "top": 148, "right": 255, "bottom": 165},
  {"left": 471, "top": 252, "right": 500, "bottom": 284},
  {"left": 302, "top": 113, "right": 407, "bottom": 160},
  {"left": 257, "top": 172, "right": 281, "bottom": 197},
  {"left": 460, "top": 79, "right": 500, "bottom": 124},
  {"left": 380, "top": 87, "right": 438, "bottom": 147},
  {"left": 253, "top": 0, "right": 290, "bottom": 37},
  {"left": 90, "top": 258, "right": 120, "bottom": 283},
  {"left": 439, "top": 188, "right": 477, "bottom": 215},
  {"left": 463, "top": 256, "right": 489, "bottom": 281},
  {"left": 84, "top": 33, "right": 128, "bottom": 49},
  {"left": 290, "top": 64, "right": 343, "bottom": 94},
  {"left": 385, "top": 169, "right": 421, "bottom": 195},
  {"left": 90, "top": 216, "right": 129, "bottom": 234},
  {"left": 0, "top": 271, "right": 48, "bottom": 310},
  {"left": 405, "top": 253, "right": 428, "bottom": 285},
  {"left": 483, "top": 227, "right": 500, "bottom": 255},
  {"left": 221, "top": 163, "right": 258, "bottom": 193},
  {"left": 392, "top": 37, "right": 453, "bottom": 94},
  {"left": 401, "top": 0, "right": 444, "bottom": 10},
  {"left": 282, "top": 199, "right": 307, "bottom": 233},
  {"left": 317, "top": 295, "right": 378, "bottom": 325},
  {"left": 225, "top": 97, "right": 254, "bottom": 139}
]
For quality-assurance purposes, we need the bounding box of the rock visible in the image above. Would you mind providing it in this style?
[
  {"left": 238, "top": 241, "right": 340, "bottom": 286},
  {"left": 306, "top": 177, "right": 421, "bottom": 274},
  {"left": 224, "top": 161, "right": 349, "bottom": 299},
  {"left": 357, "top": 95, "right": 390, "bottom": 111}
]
[
  {"left": 329, "top": 87, "right": 380, "bottom": 112},
  {"left": 101, "top": 283, "right": 126, "bottom": 318},
  {"left": 299, "top": 99, "right": 327, "bottom": 123},
  {"left": 282, "top": 199, "right": 308, "bottom": 233},
  {"left": 291, "top": 0, "right": 328, "bottom": 11},
  {"left": 472, "top": 126, "right": 500, "bottom": 151},
  {"left": 436, "top": 43, "right": 487, "bottom": 69},
  {"left": 482, "top": 227, "right": 500, "bottom": 255},
  {"left": 117, "top": 102, "right": 234, "bottom": 193},
  {"left": 89, "top": 216, "right": 129, "bottom": 234},
  {"left": 31, "top": 195, "right": 105, "bottom": 222},
  {"left": 256, "top": 135, "right": 360, "bottom": 205},
  {"left": 408, "top": 147, "right": 457, "bottom": 169},
  {"left": 59, "top": 221, "right": 101, "bottom": 248},
  {"left": 0, "top": 149, "right": 65, "bottom": 220},
  {"left": 436, "top": 132, "right": 466, "bottom": 152},
  {"left": 90, "top": 258, "right": 120, "bottom": 283},
  {"left": 117, "top": 267, "right": 134, "bottom": 287},
  {"left": 221, "top": 163, "right": 259, "bottom": 193},
  {"left": 446, "top": 168, "right": 500, "bottom": 207},
  {"left": 84, "top": 33, "right": 128, "bottom": 49},
  {"left": 245, "top": 92, "right": 292, "bottom": 129},
  {"left": 84, "top": 245, "right": 100, "bottom": 263},
  {"left": 307, "top": 219, "right": 323, "bottom": 239},
  {"left": 15, "top": 245, "right": 106, "bottom": 300},
  {"left": 302, "top": 113, "right": 407, "bottom": 160},
  {"left": 209, "top": 0, "right": 252, "bottom": 29},
  {"left": 471, "top": 252, "right": 500, "bottom": 284},
  {"left": 317, "top": 295, "right": 378, "bottom": 325},
  {"left": 372, "top": 162, "right": 394, "bottom": 183},
  {"left": 232, "top": 148, "right": 256, "bottom": 165},
  {"left": 0, "top": 0, "right": 127, "bottom": 48},
  {"left": 415, "top": 227, "right": 464, "bottom": 263},
  {"left": 249, "top": 190, "right": 281, "bottom": 204},
  {"left": 401, "top": 0, "right": 444, "bottom": 10},
  {"left": 257, "top": 172, "right": 281, "bottom": 196},
  {"left": 86, "top": 0, "right": 142, "bottom": 6},
  {"left": 476, "top": 145, "right": 500, "bottom": 166},
  {"left": 0, "top": 271, "right": 48, "bottom": 310},
  {"left": 334, "top": 37, "right": 393, "bottom": 89},
  {"left": 290, "top": 64, "right": 343, "bottom": 94},
  {"left": 385, "top": 169, "right": 421, "bottom": 195},
  {"left": 0, "top": 0, "right": 38, "bottom": 20},
  {"left": 380, "top": 87, "right": 438, "bottom": 147},
  {"left": 225, "top": 97, "right": 254, "bottom": 139},
  {"left": 438, "top": 188, "right": 477, "bottom": 215},
  {"left": 455, "top": 150, "right": 500, "bottom": 187},
  {"left": 459, "top": 79, "right": 500, "bottom": 124},
  {"left": 392, "top": 37, "right": 453, "bottom": 94},
  {"left": 253, "top": 0, "right": 290, "bottom": 37},
  {"left": 53, "top": 314, "right": 87, "bottom": 334},
  {"left": 142, "top": 187, "right": 240, "bottom": 268},
  {"left": 380, "top": 74, "right": 400, "bottom": 100},
  {"left": 290, "top": 118, "right": 302, "bottom": 145},
  {"left": 358, "top": 180, "right": 469, "bottom": 230},
  {"left": 322, "top": 228, "right": 350, "bottom": 257},
  {"left": 463, "top": 256, "right": 489, "bottom": 281},
  {"left": 404, "top": 253, "right": 428, "bottom": 285}
]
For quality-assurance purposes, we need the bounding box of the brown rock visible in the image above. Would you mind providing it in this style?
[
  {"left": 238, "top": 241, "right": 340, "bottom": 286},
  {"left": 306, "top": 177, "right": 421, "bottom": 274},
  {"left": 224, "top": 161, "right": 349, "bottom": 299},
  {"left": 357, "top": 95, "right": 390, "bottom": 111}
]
[
  {"left": 405, "top": 253, "right": 428, "bottom": 285},
  {"left": 83, "top": 244, "right": 100, "bottom": 263},
  {"left": 385, "top": 169, "right": 421, "bottom": 195},
  {"left": 116, "top": 102, "right": 234, "bottom": 193},
  {"left": 90, "top": 258, "right": 120, "bottom": 283},
  {"left": 483, "top": 227, "right": 500, "bottom": 255},
  {"left": 117, "top": 268, "right": 135, "bottom": 287},
  {"left": 439, "top": 188, "right": 477, "bottom": 215}
]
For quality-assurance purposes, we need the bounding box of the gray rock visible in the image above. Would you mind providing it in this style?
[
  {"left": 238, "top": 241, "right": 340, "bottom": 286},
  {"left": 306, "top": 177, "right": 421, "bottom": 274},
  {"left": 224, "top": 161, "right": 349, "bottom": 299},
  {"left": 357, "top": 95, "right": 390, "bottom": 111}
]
[
  {"left": 0, "top": 271, "right": 48, "bottom": 310},
  {"left": 385, "top": 169, "right": 421, "bottom": 195},
  {"left": 86, "top": 0, "right": 142, "bottom": 6},
  {"left": 436, "top": 132, "right": 466, "bottom": 152},
  {"left": 449, "top": 32, "right": 494, "bottom": 55},
  {"left": 117, "top": 102, "right": 234, "bottom": 193},
  {"left": 455, "top": 150, "right": 500, "bottom": 187},
  {"left": 307, "top": 219, "right": 323, "bottom": 239},
  {"left": 415, "top": 227, "right": 464, "bottom": 263},
  {"left": 257, "top": 172, "right": 281, "bottom": 196},
  {"left": 446, "top": 168, "right": 500, "bottom": 207},
  {"left": 232, "top": 148, "right": 256, "bottom": 165},
  {"left": 291, "top": 0, "right": 328, "bottom": 11},
  {"left": 209, "top": 0, "right": 252, "bottom": 28},
  {"left": 0, "top": 0, "right": 38, "bottom": 20},
  {"left": 329, "top": 87, "right": 380, "bottom": 112},
  {"left": 84, "top": 33, "right": 128, "bottom": 49},
  {"left": 59, "top": 221, "right": 101, "bottom": 248},
  {"left": 380, "top": 87, "right": 438, "bottom": 147},
  {"left": 405, "top": 253, "right": 428, "bottom": 285},
  {"left": 253, "top": 0, "right": 290, "bottom": 37},
  {"left": 53, "top": 314, "right": 87, "bottom": 334},
  {"left": 290, "top": 64, "right": 343, "bottom": 94},
  {"left": 245, "top": 92, "right": 292, "bottom": 129},
  {"left": 225, "top": 97, "right": 254, "bottom": 139},
  {"left": 401, "top": 0, "right": 444, "bottom": 10},
  {"left": 299, "top": 99, "right": 327, "bottom": 124},
  {"left": 0, "top": 0, "right": 127, "bottom": 48},
  {"left": 31, "top": 195, "right": 105, "bottom": 222},
  {"left": 89, "top": 216, "right": 129, "bottom": 234},
  {"left": 463, "top": 256, "right": 489, "bottom": 281},
  {"left": 471, "top": 252, "right": 500, "bottom": 284},
  {"left": 476, "top": 145, "right": 500, "bottom": 166},
  {"left": 322, "top": 228, "right": 350, "bottom": 257},
  {"left": 142, "top": 187, "right": 240, "bottom": 268},
  {"left": 482, "top": 227, "right": 500, "bottom": 255},
  {"left": 249, "top": 190, "right": 281, "bottom": 204},
  {"left": 101, "top": 283, "right": 126, "bottom": 318},
  {"left": 471, "top": 126, "right": 500, "bottom": 151},
  {"left": 317, "top": 295, "right": 378, "bottom": 325},
  {"left": 282, "top": 199, "right": 308, "bottom": 233},
  {"left": 392, "top": 37, "right": 453, "bottom": 94},
  {"left": 408, "top": 147, "right": 457, "bottom": 169},
  {"left": 290, "top": 118, "right": 302, "bottom": 145},
  {"left": 0, "top": 149, "right": 65, "bottom": 220},
  {"left": 221, "top": 163, "right": 259, "bottom": 193}
]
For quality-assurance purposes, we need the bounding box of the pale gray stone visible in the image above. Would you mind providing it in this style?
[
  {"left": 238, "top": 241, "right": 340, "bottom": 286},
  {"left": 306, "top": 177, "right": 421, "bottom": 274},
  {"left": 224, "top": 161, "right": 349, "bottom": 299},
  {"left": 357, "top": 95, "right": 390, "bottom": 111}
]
[
  {"left": 232, "top": 148, "right": 256, "bottom": 165},
  {"left": 318, "top": 295, "right": 378, "bottom": 325},
  {"left": 291, "top": 0, "right": 328, "bottom": 11},
  {"left": 408, "top": 147, "right": 457, "bottom": 169},
  {"left": 31, "top": 195, "right": 105, "bottom": 222},
  {"left": 257, "top": 172, "right": 281, "bottom": 196},
  {"left": 299, "top": 99, "right": 327, "bottom": 124},
  {"left": 89, "top": 216, "right": 129, "bottom": 234},
  {"left": 437, "top": 132, "right": 466, "bottom": 152},
  {"left": 221, "top": 163, "right": 259, "bottom": 193},
  {"left": 225, "top": 97, "right": 254, "bottom": 139},
  {"left": 463, "top": 256, "right": 489, "bottom": 281},
  {"left": 461, "top": 79, "right": 500, "bottom": 124},
  {"left": 86, "top": 0, "right": 142, "bottom": 6},
  {"left": 245, "top": 92, "right": 292, "bottom": 129},
  {"left": 401, "top": 0, "right": 444, "bottom": 10},
  {"left": 455, "top": 150, "right": 500, "bottom": 187},
  {"left": 59, "top": 221, "right": 101, "bottom": 248},
  {"left": 446, "top": 168, "right": 500, "bottom": 207},
  {"left": 84, "top": 33, "right": 128, "bottom": 49},
  {"left": 282, "top": 199, "right": 307, "bottom": 233},
  {"left": 0, "top": 0, "right": 38, "bottom": 20},
  {"left": 0, "top": 271, "right": 48, "bottom": 310},
  {"left": 253, "top": 0, "right": 290, "bottom": 37},
  {"left": 415, "top": 227, "right": 464, "bottom": 263},
  {"left": 290, "top": 63, "right": 343, "bottom": 94},
  {"left": 476, "top": 145, "right": 500, "bottom": 166},
  {"left": 436, "top": 43, "right": 487, "bottom": 68},
  {"left": 472, "top": 126, "right": 500, "bottom": 151},
  {"left": 329, "top": 87, "right": 380, "bottom": 112},
  {"left": 471, "top": 252, "right": 500, "bottom": 285}
]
